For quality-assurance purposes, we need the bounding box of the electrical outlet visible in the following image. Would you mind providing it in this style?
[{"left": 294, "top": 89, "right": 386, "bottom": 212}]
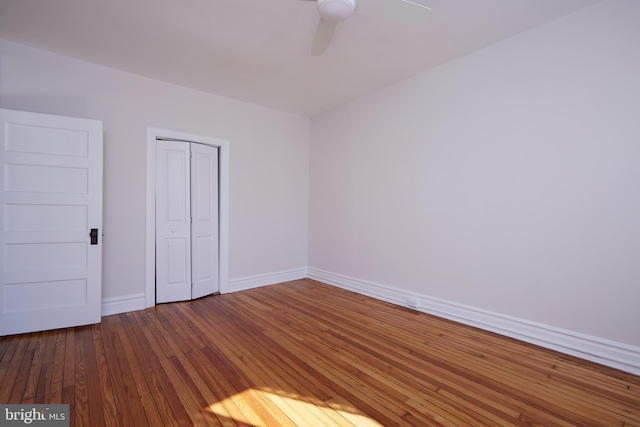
[{"left": 407, "top": 297, "right": 420, "bottom": 308}]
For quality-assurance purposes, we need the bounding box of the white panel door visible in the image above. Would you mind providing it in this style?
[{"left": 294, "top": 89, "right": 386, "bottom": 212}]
[
  {"left": 155, "top": 140, "right": 192, "bottom": 303},
  {"left": 0, "top": 108, "right": 103, "bottom": 336},
  {"left": 190, "top": 143, "right": 219, "bottom": 299}
]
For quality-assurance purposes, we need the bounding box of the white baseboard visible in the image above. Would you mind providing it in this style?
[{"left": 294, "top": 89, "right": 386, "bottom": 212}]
[
  {"left": 228, "top": 267, "right": 308, "bottom": 293},
  {"left": 308, "top": 267, "right": 640, "bottom": 376},
  {"left": 102, "top": 293, "right": 146, "bottom": 317}
]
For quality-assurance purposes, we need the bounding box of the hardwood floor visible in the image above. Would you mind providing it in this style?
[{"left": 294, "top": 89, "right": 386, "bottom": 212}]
[{"left": 1, "top": 279, "right": 638, "bottom": 426}]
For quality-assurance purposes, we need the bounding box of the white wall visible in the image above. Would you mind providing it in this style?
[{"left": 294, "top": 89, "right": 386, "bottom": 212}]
[
  {"left": 0, "top": 39, "right": 310, "bottom": 302},
  {"left": 309, "top": 0, "right": 640, "bottom": 348}
]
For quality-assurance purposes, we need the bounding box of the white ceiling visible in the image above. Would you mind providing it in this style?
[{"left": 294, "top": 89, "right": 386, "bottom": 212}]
[{"left": 0, "top": 0, "right": 600, "bottom": 117}]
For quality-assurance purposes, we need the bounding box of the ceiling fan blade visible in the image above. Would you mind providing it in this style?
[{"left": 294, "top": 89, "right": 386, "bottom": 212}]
[
  {"left": 311, "top": 19, "right": 338, "bottom": 56},
  {"left": 357, "top": 0, "right": 431, "bottom": 24}
]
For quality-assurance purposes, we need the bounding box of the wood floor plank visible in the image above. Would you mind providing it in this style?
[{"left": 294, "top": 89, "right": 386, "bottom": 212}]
[
  {"left": 127, "top": 310, "right": 194, "bottom": 427},
  {"left": 196, "top": 303, "right": 365, "bottom": 427},
  {"left": 169, "top": 301, "right": 304, "bottom": 426},
  {"left": 45, "top": 329, "right": 67, "bottom": 404},
  {"left": 258, "top": 302, "right": 507, "bottom": 425},
  {"left": 109, "top": 316, "right": 153, "bottom": 424},
  {"left": 254, "top": 282, "right": 624, "bottom": 426},
  {"left": 73, "top": 327, "right": 90, "bottom": 427},
  {"left": 82, "top": 325, "right": 108, "bottom": 426},
  {"left": 89, "top": 323, "right": 119, "bottom": 427},
  {"left": 194, "top": 295, "right": 399, "bottom": 425},
  {"left": 22, "top": 332, "right": 45, "bottom": 403},
  {"left": 153, "top": 305, "right": 266, "bottom": 426},
  {"left": 250, "top": 288, "right": 536, "bottom": 424},
  {"left": 6, "top": 332, "right": 40, "bottom": 403},
  {"left": 1, "top": 279, "right": 639, "bottom": 426},
  {"left": 133, "top": 309, "right": 229, "bottom": 426},
  {"left": 0, "top": 333, "right": 11, "bottom": 362},
  {"left": 61, "top": 327, "right": 76, "bottom": 425},
  {"left": 34, "top": 330, "right": 59, "bottom": 404},
  {"left": 0, "top": 335, "right": 28, "bottom": 402},
  {"left": 117, "top": 314, "right": 170, "bottom": 426},
  {"left": 185, "top": 307, "right": 348, "bottom": 427}
]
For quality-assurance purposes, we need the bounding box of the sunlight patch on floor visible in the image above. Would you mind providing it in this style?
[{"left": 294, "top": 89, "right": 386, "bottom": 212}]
[{"left": 205, "top": 387, "right": 384, "bottom": 426}]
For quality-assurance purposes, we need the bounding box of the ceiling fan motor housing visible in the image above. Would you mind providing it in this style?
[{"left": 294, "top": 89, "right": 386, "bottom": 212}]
[{"left": 317, "top": 0, "right": 356, "bottom": 22}]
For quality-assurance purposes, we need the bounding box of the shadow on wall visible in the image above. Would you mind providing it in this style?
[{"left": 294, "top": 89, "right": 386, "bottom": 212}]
[{"left": 0, "top": 94, "right": 89, "bottom": 119}]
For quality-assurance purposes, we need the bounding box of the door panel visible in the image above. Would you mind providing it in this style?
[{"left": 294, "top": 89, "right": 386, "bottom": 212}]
[
  {"left": 0, "top": 109, "right": 103, "bottom": 335},
  {"left": 4, "top": 279, "right": 87, "bottom": 312},
  {"left": 6, "top": 122, "right": 90, "bottom": 156},
  {"left": 5, "top": 162, "right": 89, "bottom": 193},
  {"left": 155, "top": 140, "right": 191, "bottom": 303},
  {"left": 190, "top": 144, "right": 219, "bottom": 299},
  {"left": 5, "top": 242, "right": 88, "bottom": 271},
  {"left": 167, "top": 238, "right": 189, "bottom": 283},
  {"left": 5, "top": 204, "right": 88, "bottom": 231}
]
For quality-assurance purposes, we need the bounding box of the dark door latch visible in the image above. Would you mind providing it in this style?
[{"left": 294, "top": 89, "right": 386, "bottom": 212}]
[{"left": 90, "top": 228, "right": 99, "bottom": 245}]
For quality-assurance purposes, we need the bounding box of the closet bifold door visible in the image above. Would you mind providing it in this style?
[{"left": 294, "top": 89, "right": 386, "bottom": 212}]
[
  {"left": 190, "top": 143, "right": 219, "bottom": 299},
  {"left": 155, "top": 140, "right": 192, "bottom": 303},
  {"left": 155, "top": 140, "right": 219, "bottom": 303}
]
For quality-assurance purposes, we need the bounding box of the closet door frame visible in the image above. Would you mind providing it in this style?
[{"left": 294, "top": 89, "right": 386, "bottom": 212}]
[{"left": 145, "top": 127, "right": 229, "bottom": 308}]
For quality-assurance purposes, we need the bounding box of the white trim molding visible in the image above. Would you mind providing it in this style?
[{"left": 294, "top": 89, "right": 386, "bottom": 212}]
[
  {"left": 145, "top": 126, "right": 230, "bottom": 308},
  {"left": 308, "top": 267, "right": 640, "bottom": 376},
  {"left": 102, "top": 293, "right": 146, "bottom": 317},
  {"left": 229, "top": 268, "right": 308, "bottom": 293}
]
